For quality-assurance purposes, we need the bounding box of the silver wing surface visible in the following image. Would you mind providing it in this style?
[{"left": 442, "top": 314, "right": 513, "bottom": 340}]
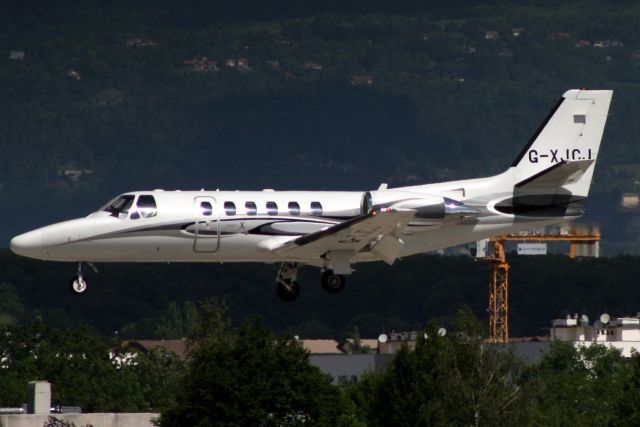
[{"left": 272, "top": 209, "right": 415, "bottom": 265}]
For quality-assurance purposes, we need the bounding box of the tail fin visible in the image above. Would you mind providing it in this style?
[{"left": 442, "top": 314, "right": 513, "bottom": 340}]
[{"left": 509, "top": 89, "right": 612, "bottom": 197}]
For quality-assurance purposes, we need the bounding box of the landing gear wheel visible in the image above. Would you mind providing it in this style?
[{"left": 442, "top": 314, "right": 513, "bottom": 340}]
[
  {"left": 321, "top": 270, "right": 346, "bottom": 294},
  {"left": 69, "top": 276, "right": 88, "bottom": 295},
  {"left": 277, "top": 280, "right": 300, "bottom": 302}
]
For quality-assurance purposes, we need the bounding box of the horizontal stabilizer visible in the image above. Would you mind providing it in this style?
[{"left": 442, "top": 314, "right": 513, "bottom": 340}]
[
  {"left": 272, "top": 209, "right": 414, "bottom": 261},
  {"left": 515, "top": 159, "right": 595, "bottom": 191}
]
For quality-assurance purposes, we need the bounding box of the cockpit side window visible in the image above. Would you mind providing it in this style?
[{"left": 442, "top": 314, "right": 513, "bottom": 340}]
[
  {"left": 103, "top": 195, "right": 135, "bottom": 219},
  {"left": 136, "top": 195, "right": 158, "bottom": 219}
]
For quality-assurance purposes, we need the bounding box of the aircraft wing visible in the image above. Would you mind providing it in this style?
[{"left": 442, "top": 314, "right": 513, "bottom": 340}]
[
  {"left": 272, "top": 209, "right": 415, "bottom": 264},
  {"left": 514, "top": 159, "right": 595, "bottom": 191}
]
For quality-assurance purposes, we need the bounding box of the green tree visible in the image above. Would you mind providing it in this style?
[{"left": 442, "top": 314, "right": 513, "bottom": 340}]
[
  {"left": 529, "top": 341, "right": 630, "bottom": 427},
  {"left": 350, "top": 308, "right": 531, "bottom": 426},
  {"left": 0, "top": 319, "right": 183, "bottom": 412},
  {"left": 0, "top": 282, "right": 25, "bottom": 326},
  {"left": 158, "top": 301, "right": 361, "bottom": 426},
  {"left": 155, "top": 300, "right": 199, "bottom": 339},
  {"left": 613, "top": 353, "right": 640, "bottom": 426}
]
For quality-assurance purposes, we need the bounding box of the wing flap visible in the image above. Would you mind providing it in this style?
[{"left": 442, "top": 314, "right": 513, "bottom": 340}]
[{"left": 272, "top": 209, "right": 415, "bottom": 261}]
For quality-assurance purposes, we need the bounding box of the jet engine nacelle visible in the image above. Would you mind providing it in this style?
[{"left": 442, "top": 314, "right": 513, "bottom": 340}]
[{"left": 369, "top": 190, "right": 479, "bottom": 227}]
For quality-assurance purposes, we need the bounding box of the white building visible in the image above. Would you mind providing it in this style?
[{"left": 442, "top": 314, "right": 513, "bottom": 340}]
[{"left": 550, "top": 314, "right": 640, "bottom": 357}]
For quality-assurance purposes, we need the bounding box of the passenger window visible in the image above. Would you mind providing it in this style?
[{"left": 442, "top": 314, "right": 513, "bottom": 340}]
[
  {"left": 136, "top": 195, "right": 157, "bottom": 219},
  {"left": 266, "top": 201, "right": 278, "bottom": 215},
  {"left": 310, "top": 201, "right": 323, "bottom": 216},
  {"left": 288, "top": 201, "right": 300, "bottom": 216},
  {"left": 224, "top": 201, "right": 236, "bottom": 216},
  {"left": 245, "top": 201, "right": 257, "bottom": 215},
  {"left": 200, "top": 201, "right": 213, "bottom": 216}
]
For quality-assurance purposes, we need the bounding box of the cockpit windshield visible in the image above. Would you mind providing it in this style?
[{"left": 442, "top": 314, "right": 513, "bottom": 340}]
[{"left": 102, "top": 195, "right": 135, "bottom": 218}]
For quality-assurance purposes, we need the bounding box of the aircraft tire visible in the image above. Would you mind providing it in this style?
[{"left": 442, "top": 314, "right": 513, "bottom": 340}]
[
  {"left": 321, "top": 270, "right": 345, "bottom": 294},
  {"left": 277, "top": 280, "right": 300, "bottom": 302},
  {"left": 69, "top": 276, "right": 88, "bottom": 295}
]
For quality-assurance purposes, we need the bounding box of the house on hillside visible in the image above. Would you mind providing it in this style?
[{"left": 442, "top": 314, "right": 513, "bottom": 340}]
[
  {"left": 484, "top": 30, "right": 499, "bottom": 40},
  {"left": 512, "top": 27, "right": 525, "bottom": 37},
  {"left": 125, "top": 38, "right": 157, "bottom": 47},
  {"left": 594, "top": 39, "right": 624, "bottom": 48},
  {"left": 621, "top": 193, "right": 640, "bottom": 210},
  {"left": 237, "top": 57, "right": 251, "bottom": 72},
  {"left": 575, "top": 40, "right": 591, "bottom": 48},
  {"left": 66, "top": 68, "right": 81, "bottom": 80},
  {"left": 549, "top": 32, "right": 571, "bottom": 41},
  {"left": 303, "top": 61, "right": 323, "bottom": 70},
  {"left": 9, "top": 50, "right": 25, "bottom": 60},
  {"left": 60, "top": 169, "right": 93, "bottom": 184},
  {"left": 351, "top": 74, "right": 374, "bottom": 86},
  {"left": 184, "top": 56, "right": 219, "bottom": 72}
]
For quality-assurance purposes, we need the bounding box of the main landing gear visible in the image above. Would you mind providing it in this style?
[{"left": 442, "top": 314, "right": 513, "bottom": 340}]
[
  {"left": 321, "top": 270, "right": 346, "bottom": 294},
  {"left": 275, "top": 263, "right": 347, "bottom": 302},
  {"left": 276, "top": 262, "right": 300, "bottom": 302}
]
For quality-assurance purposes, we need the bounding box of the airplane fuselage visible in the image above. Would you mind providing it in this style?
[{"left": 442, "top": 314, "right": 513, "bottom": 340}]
[{"left": 10, "top": 179, "right": 578, "bottom": 265}]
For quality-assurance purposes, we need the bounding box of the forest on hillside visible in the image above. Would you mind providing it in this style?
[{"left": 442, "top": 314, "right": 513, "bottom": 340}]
[
  {"left": 2, "top": 249, "right": 639, "bottom": 340},
  {"left": 2, "top": 0, "right": 640, "bottom": 251}
]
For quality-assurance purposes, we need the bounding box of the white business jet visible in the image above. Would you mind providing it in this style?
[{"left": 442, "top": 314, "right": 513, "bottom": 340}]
[{"left": 11, "top": 89, "right": 612, "bottom": 301}]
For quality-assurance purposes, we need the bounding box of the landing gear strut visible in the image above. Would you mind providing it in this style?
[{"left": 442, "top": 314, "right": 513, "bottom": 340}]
[
  {"left": 321, "top": 270, "right": 346, "bottom": 294},
  {"left": 276, "top": 262, "right": 300, "bottom": 302},
  {"left": 69, "top": 262, "right": 88, "bottom": 295}
]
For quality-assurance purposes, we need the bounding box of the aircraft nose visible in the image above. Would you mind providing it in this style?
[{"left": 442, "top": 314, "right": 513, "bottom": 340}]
[{"left": 10, "top": 230, "right": 44, "bottom": 259}]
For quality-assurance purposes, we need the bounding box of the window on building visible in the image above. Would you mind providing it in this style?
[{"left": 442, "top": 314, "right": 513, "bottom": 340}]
[
  {"left": 288, "top": 201, "right": 300, "bottom": 216},
  {"left": 224, "top": 201, "right": 236, "bottom": 216},
  {"left": 266, "top": 201, "right": 278, "bottom": 215},
  {"left": 245, "top": 201, "right": 257, "bottom": 215},
  {"left": 200, "top": 201, "right": 213, "bottom": 216},
  {"left": 310, "top": 201, "right": 323, "bottom": 216}
]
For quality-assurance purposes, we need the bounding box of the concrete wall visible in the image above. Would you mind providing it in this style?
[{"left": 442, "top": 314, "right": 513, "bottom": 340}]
[{"left": 0, "top": 413, "right": 158, "bottom": 427}]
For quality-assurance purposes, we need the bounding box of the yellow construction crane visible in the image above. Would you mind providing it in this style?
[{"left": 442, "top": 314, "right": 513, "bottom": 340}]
[{"left": 485, "top": 232, "right": 601, "bottom": 343}]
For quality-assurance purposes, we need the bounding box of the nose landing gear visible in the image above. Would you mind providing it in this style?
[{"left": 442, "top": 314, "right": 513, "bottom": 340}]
[{"left": 69, "top": 262, "right": 96, "bottom": 295}]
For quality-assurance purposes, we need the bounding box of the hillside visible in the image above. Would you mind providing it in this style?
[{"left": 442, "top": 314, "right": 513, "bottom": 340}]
[
  {"left": 2, "top": 0, "right": 640, "bottom": 251},
  {"left": 2, "top": 249, "right": 640, "bottom": 339}
]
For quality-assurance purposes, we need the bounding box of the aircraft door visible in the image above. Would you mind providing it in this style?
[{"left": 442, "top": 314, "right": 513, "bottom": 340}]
[{"left": 193, "top": 196, "right": 220, "bottom": 253}]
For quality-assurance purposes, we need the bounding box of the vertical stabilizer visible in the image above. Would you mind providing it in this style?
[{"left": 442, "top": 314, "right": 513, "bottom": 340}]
[{"left": 509, "top": 89, "right": 612, "bottom": 197}]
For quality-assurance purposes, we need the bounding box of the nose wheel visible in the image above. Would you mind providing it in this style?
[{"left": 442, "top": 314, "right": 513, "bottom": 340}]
[
  {"left": 69, "top": 262, "right": 90, "bottom": 295},
  {"left": 69, "top": 276, "right": 88, "bottom": 294}
]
